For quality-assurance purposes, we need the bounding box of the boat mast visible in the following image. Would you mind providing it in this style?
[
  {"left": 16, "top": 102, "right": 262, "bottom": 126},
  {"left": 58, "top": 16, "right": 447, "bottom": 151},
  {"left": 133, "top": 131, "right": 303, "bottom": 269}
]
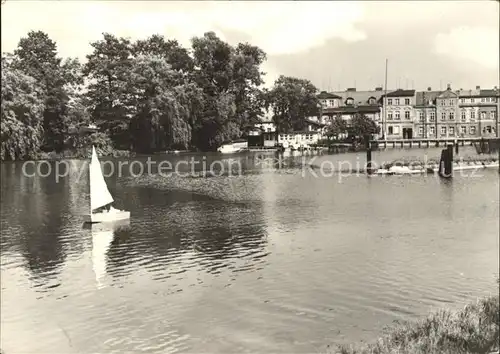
[{"left": 383, "top": 59, "right": 388, "bottom": 138}]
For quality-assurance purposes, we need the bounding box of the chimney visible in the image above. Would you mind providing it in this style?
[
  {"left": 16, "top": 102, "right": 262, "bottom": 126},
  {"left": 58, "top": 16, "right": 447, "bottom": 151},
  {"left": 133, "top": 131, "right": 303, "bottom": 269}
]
[
  {"left": 346, "top": 88, "right": 356, "bottom": 92},
  {"left": 476, "top": 85, "right": 480, "bottom": 90},
  {"left": 375, "top": 87, "right": 383, "bottom": 91},
  {"left": 446, "top": 83, "right": 451, "bottom": 90},
  {"left": 427, "top": 87, "right": 432, "bottom": 91}
]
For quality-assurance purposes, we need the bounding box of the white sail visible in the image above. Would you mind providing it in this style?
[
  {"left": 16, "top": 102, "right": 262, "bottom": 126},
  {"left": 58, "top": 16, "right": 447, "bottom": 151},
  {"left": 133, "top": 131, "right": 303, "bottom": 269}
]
[{"left": 89, "top": 146, "right": 114, "bottom": 211}]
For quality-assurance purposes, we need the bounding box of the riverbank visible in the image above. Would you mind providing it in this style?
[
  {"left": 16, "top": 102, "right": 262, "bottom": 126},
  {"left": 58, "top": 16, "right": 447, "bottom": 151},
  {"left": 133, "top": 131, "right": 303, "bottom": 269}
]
[{"left": 333, "top": 294, "right": 499, "bottom": 354}]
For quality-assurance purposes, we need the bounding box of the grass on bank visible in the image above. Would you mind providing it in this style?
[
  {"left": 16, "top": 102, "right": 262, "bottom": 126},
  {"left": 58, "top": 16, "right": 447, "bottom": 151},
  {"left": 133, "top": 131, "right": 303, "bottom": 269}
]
[{"left": 334, "top": 294, "right": 499, "bottom": 354}]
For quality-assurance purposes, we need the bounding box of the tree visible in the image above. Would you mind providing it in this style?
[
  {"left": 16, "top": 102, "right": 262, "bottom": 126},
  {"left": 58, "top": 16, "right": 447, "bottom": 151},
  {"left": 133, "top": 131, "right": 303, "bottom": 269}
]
[
  {"left": 325, "top": 114, "right": 348, "bottom": 141},
  {"left": 266, "top": 75, "right": 319, "bottom": 133},
  {"left": 349, "top": 113, "right": 380, "bottom": 142},
  {"left": 190, "top": 32, "right": 267, "bottom": 150},
  {"left": 126, "top": 55, "right": 202, "bottom": 152},
  {"left": 132, "top": 34, "right": 194, "bottom": 75},
  {"left": 83, "top": 33, "right": 134, "bottom": 149},
  {"left": 1, "top": 56, "right": 45, "bottom": 160},
  {"left": 12, "top": 31, "right": 71, "bottom": 152}
]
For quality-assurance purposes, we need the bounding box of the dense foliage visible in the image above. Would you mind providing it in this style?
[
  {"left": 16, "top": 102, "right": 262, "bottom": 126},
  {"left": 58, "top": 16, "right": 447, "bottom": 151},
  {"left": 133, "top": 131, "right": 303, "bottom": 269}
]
[{"left": 1, "top": 30, "right": 378, "bottom": 160}]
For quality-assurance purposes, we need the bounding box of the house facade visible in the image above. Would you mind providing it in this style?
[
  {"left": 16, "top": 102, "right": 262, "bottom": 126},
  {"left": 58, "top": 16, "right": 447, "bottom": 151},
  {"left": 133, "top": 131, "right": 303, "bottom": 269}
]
[
  {"left": 314, "top": 88, "right": 385, "bottom": 138},
  {"left": 414, "top": 88, "right": 440, "bottom": 138},
  {"left": 434, "top": 85, "right": 461, "bottom": 138},
  {"left": 382, "top": 89, "right": 416, "bottom": 139}
]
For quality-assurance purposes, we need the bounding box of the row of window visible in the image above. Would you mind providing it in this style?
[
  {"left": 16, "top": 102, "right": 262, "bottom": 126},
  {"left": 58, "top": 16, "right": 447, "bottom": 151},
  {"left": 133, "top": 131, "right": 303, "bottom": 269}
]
[
  {"left": 416, "top": 111, "right": 496, "bottom": 121},
  {"left": 387, "top": 98, "right": 411, "bottom": 106},
  {"left": 460, "top": 97, "right": 497, "bottom": 104},
  {"left": 279, "top": 134, "right": 317, "bottom": 141},
  {"left": 323, "top": 96, "right": 498, "bottom": 108},
  {"left": 387, "top": 111, "right": 411, "bottom": 120},
  {"left": 387, "top": 125, "right": 496, "bottom": 136}
]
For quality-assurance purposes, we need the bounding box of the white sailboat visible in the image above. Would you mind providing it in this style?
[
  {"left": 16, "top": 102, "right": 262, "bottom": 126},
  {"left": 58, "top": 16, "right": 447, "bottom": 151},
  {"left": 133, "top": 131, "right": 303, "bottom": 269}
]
[{"left": 83, "top": 146, "right": 130, "bottom": 223}]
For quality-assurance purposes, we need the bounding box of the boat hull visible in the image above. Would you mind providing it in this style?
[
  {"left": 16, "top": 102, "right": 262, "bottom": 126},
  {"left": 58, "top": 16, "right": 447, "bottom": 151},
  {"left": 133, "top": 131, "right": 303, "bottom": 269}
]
[{"left": 84, "top": 210, "right": 130, "bottom": 224}]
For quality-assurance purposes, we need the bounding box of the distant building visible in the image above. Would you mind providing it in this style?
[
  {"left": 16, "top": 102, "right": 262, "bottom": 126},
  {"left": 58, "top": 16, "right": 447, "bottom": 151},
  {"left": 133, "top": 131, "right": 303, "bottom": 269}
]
[
  {"left": 457, "top": 86, "right": 499, "bottom": 138},
  {"left": 434, "top": 84, "right": 460, "bottom": 139},
  {"left": 414, "top": 88, "right": 441, "bottom": 138},
  {"left": 314, "top": 88, "right": 385, "bottom": 138},
  {"left": 382, "top": 89, "right": 416, "bottom": 139},
  {"left": 277, "top": 119, "right": 325, "bottom": 148},
  {"left": 252, "top": 120, "right": 277, "bottom": 147}
]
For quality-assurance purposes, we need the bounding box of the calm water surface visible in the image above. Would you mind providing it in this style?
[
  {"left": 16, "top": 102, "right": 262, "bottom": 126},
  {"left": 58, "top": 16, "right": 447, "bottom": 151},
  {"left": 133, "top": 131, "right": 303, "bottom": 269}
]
[{"left": 1, "top": 147, "right": 498, "bottom": 353}]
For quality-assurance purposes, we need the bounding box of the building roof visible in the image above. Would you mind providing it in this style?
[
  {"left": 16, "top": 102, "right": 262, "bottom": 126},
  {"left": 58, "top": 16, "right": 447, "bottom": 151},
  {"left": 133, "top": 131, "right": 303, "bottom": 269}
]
[
  {"left": 383, "top": 89, "right": 416, "bottom": 98},
  {"left": 330, "top": 89, "right": 387, "bottom": 106},
  {"left": 317, "top": 91, "right": 342, "bottom": 99},
  {"left": 305, "top": 118, "right": 326, "bottom": 127},
  {"left": 324, "top": 105, "right": 380, "bottom": 114},
  {"left": 415, "top": 91, "right": 442, "bottom": 106},
  {"left": 437, "top": 89, "right": 458, "bottom": 99},
  {"left": 479, "top": 89, "right": 499, "bottom": 97}
]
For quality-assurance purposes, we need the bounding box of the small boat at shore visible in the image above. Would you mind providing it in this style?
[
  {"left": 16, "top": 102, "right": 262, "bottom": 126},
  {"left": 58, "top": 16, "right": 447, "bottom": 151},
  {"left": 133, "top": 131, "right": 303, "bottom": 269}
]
[
  {"left": 83, "top": 146, "right": 130, "bottom": 224},
  {"left": 217, "top": 139, "right": 248, "bottom": 154}
]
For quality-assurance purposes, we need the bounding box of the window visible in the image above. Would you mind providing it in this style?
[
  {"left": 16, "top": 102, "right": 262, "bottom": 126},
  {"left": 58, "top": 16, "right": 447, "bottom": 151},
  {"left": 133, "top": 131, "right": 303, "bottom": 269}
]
[
  {"left": 441, "top": 112, "right": 446, "bottom": 121},
  {"left": 368, "top": 98, "right": 375, "bottom": 105},
  {"left": 441, "top": 126, "right": 447, "bottom": 135},
  {"left": 388, "top": 112, "right": 393, "bottom": 120},
  {"left": 470, "top": 126, "right": 476, "bottom": 135},
  {"left": 395, "top": 98, "right": 400, "bottom": 105},
  {"left": 449, "top": 127, "right": 455, "bottom": 136},
  {"left": 388, "top": 126, "right": 393, "bottom": 135},
  {"left": 429, "top": 111, "right": 435, "bottom": 121},
  {"left": 418, "top": 126, "right": 424, "bottom": 136},
  {"left": 461, "top": 111, "right": 466, "bottom": 122},
  {"left": 430, "top": 126, "right": 435, "bottom": 135},
  {"left": 491, "top": 97, "right": 497, "bottom": 103},
  {"left": 395, "top": 111, "right": 400, "bottom": 120},
  {"left": 405, "top": 98, "right": 410, "bottom": 105},
  {"left": 393, "top": 126, "right": 400, "bottom": 135},
  {"left": 387, "top": 99, "right": 392, "bottom": 105},
  {"left": 328, "top": 99, "right": 335, "bottom": 107},
  {"left": 470, "top": 111, "right": 476, "bottom": 121},
  {"left": 346, "top": 98, "right": 354, "bottom": 105},
  {"left": 490, "top": 112, "right": 496, "bottom": 119},
  {"left": 419, "top": 112, "right": 424, "bottom": 121},
  {"left": 481, "top": 98, "right": 486, "bottom": 103},
  {"left": 449, "top": 100, "right": 454, "bottom": 106},
  {"left": 480, "top": 112, "right": 486, "bottom": 120},
  {"left": 405, "top": 111, "right": 410, "bottom": 120},
  {"left": 460, "top": 126, "right": 466, "bottom": 135},
  {"left": 460, "top": 98, "right": 465, "bottom": 104},
  {"left": 449, "top": 112, "right": 454, "bottom": 121}
]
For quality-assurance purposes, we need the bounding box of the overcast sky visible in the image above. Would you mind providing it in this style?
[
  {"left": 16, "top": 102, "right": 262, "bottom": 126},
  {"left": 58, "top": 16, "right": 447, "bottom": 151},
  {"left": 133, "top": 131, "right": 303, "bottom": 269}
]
[{"left": 2, "top": 1, "right": 499, "bottom": 91}]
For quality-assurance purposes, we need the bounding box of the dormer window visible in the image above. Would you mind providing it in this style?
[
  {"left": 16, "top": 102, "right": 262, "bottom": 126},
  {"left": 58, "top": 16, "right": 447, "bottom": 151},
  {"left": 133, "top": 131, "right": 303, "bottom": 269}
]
[
  {"left": 368, "top": 97, "right": 376, "bottom": 105},
  {"left": 346, "top": 98, "right": 354, "bottom": 105}
]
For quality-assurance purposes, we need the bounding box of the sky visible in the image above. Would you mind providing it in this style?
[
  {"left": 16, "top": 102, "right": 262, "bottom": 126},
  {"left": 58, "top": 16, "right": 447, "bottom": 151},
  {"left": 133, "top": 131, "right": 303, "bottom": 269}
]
[{"left": 1, "top": 0, "right": 499, "bottom": 91}]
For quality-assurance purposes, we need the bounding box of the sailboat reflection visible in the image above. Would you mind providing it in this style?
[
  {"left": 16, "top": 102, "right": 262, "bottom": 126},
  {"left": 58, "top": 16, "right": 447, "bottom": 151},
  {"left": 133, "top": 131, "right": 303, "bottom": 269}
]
[{"left": 90, "top": 220, "right": 129, "bottom": 289}]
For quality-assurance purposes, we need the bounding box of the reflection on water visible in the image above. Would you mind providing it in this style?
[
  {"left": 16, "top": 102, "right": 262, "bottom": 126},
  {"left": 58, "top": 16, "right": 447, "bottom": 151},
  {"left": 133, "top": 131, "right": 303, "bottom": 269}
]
[
  {"left": 1, "top": 148, "right": 498, "bottom": 354},
  {"left": 90, "top": 222, "right": 128, "bottom": 289}
]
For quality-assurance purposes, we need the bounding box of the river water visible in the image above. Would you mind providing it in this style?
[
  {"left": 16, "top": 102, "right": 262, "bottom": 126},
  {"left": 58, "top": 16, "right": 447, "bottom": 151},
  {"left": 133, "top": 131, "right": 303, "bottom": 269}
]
[{"left": 1, "top": 147, "right": 498, "bottom": 353}]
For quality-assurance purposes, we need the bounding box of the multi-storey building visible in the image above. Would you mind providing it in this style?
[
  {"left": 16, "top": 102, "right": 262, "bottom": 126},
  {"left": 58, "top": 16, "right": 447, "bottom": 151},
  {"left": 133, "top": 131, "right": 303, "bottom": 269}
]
[
  {"left": 434, "top": 84, "right": 460, "bottom": 139},
  {"left": 382, "top": 89, "right": 416, "bottom": 139},
  {"left": 414, "top": 88, "right": 440, "bottom": 138},
  {"left": 309, "top": 85, "right": 498, "bottom": 141},
  {"left": 457, "top": 86, "right": 499, "bottom": 138},
  {"left": 315, "top": 88, "right": 385, "bottom": 138}
]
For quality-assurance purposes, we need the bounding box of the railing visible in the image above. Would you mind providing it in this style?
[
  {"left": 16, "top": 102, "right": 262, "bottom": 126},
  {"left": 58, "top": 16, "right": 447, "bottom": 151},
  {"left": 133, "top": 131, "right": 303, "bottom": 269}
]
[{"left": 370, "top": 137, "right": 500, "bottom": 149}]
